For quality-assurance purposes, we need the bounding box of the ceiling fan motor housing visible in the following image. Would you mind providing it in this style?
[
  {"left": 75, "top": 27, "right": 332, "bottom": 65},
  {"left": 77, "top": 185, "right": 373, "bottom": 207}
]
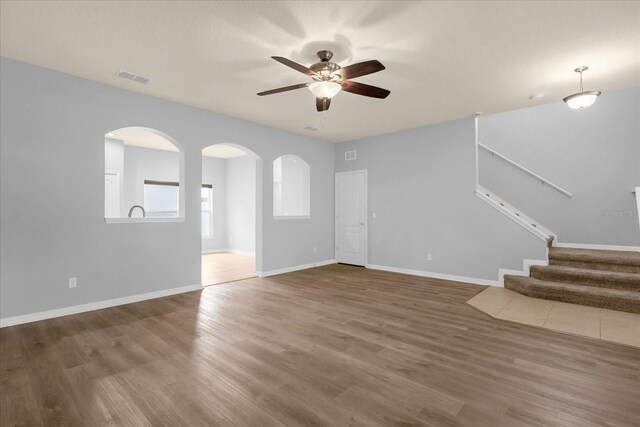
[{"left": 310, "top": 50, "right": 341, "bottom": 80}]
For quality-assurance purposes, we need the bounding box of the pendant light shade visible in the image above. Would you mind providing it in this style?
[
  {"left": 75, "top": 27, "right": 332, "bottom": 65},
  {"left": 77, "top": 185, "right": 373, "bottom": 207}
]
[
  {"left": 563, "top": 67, "right": 601, "bottom": 109},
  {"left": 563, "top": 91, "right": 601, "bottom": 109}
]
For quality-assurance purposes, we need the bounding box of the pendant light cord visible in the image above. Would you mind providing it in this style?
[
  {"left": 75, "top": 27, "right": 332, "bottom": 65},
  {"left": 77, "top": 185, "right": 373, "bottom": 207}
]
[{"left": 579, "top": 70, "right": 584, "bottom": 92}]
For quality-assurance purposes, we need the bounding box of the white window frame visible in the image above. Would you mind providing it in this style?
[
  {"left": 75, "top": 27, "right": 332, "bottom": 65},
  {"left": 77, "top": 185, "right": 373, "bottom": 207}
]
[{"left": 143, "top": 180, "right": 180, "bottom": 218}]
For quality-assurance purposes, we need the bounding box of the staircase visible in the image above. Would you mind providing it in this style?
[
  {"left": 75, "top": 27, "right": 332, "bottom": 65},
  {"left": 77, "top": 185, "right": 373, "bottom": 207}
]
[{"left": 505, "top": 247, "right": 640, "bottom": 313}]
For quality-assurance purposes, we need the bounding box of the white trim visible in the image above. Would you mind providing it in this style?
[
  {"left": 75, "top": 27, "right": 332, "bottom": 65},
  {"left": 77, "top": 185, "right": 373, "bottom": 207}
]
[
  {"left": 273, "top": 215, "right": 310, "bottom": 220},
  {"left": 553, "top": 242, "right": 640, "bottom": 252},
  {"left": 105, "top": 217, "right": 185, "bottom": 224},
  {"left": 257, "top": 259, "right": 335, "bottom": 277},
  {"left": 335, "top": 169, "right": 368, "bottom": 266},
  {"left": 0, "top": 284, "right": 203, "bottom": 328},
  {"left": 475, "top": 187, "right": 552, "bottom": 242},
  {"left": 498, "top": 258, "right": 548, "bottom": 286},
  {"left": 366, "top": 264, "right": 499, "bottom": 287},
  {"left": 202, "top": 248, "right": 229, "bottom": 254},
  {"left": 202, "top": 248, "right": 256, "bottom": 255},
  {"left": 474, "top": 114, "right": 480, "bottom": 188},
  {"left": 635, "top": 186, "right": 640, "bottom": 230}
]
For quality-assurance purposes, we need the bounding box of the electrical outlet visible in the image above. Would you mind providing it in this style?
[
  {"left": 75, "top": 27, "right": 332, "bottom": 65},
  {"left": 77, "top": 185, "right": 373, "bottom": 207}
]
[
  {"left": 427, "top": 253, "right": 432, "bottom": 261},
  {"left": 69, "top": 277, "right": 77, "bottom": 288},
  {"left": 372, "top": 212, "right": 377, "bottom": 219},
  {"left": 313, "top": 246, "right": 317, "bottom": 254}
]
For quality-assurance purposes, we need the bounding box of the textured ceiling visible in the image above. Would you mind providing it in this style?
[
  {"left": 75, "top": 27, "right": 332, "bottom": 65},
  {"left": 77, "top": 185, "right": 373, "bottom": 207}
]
[{"left": 1, "top": 1, "right": 639, "bottom": 143}]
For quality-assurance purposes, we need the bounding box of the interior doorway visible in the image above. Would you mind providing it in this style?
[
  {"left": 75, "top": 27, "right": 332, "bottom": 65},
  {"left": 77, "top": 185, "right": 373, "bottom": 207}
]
[
  {"left": 201, "top": 143, "right": 261, "bottom": 285},
  {"left": 335, "top": 170, "right": 368, "bottom": 266}
]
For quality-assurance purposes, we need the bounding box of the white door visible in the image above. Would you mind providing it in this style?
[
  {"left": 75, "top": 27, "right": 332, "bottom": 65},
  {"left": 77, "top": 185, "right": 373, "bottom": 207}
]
[
  {"left": 335, "top": 170, "right": 367, "bottom": 266},
  {"left": 104, "top": 171, "right": 120, "bottom": 217}
]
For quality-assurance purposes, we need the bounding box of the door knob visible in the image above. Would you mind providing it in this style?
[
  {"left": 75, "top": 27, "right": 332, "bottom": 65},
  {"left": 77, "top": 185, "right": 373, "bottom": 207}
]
[{"left": 359, "top": 222, "right": 365, "bottom": 226}]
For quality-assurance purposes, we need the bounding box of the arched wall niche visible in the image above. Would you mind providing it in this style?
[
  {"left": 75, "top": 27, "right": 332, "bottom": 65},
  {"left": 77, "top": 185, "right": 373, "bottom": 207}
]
[{"left": 104, "top": 126, "right": 185, "bottom": 222}]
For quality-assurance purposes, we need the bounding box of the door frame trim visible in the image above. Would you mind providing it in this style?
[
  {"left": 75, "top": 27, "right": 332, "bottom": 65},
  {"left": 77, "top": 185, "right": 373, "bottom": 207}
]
[{"left": 335, "top": 169, "right": 368, "bottom": 266}]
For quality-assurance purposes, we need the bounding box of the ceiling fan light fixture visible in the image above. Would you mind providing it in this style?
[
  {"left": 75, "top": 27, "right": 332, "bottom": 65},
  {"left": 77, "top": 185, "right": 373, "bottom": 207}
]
[
  {"left": 308, "top": 81, "right": 342, "bottom": 99},
  {"left": 563, "top": 66, "right": 601, "bottom": 109}
]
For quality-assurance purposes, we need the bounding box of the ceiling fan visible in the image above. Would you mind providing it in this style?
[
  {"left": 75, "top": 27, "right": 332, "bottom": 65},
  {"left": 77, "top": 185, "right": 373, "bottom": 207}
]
[{"left": 257, "top": 50, "right": 390, "bottom": 112}]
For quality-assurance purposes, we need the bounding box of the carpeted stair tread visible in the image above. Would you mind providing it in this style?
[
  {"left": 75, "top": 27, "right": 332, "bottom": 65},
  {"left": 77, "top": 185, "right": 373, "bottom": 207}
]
[
  {"left": 504, "top": 275, "right": 640, "bottom": 314},
  {"left": 549, "top": 247, "right": 640, "bottom": 265},
  {"left": 530, "top": 265, "right": 640, "bottom": 291}
]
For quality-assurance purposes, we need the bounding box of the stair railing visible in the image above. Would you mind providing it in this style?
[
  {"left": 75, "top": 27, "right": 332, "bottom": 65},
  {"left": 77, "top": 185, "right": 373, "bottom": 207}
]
[
  {"left": 478, "top": 143, "right": 573, "bottom": 197},
  {"left": 474, "top": 114, "right": 567, "bottom": 244}
]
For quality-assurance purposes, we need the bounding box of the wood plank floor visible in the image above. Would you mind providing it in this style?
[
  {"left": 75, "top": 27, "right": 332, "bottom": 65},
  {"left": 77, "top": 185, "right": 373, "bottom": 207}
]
[
  {"left": 202, "top": 252, "right": 256, "bottom": 286},
  {"left": 1, "top": 264, "right": 639, "bottom": 426}
]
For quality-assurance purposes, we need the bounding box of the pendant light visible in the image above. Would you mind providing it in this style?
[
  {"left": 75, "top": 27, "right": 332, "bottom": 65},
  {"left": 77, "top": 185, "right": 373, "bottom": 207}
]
[{"left": 563, "top": 66, "right": 601, "bottom": 109}]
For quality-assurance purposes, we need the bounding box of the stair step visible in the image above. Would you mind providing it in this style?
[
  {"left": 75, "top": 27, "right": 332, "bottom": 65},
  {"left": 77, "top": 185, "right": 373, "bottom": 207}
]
[
  {"left": 504, "top": 275, "right": 640, "bottom": 314},
  {"left": 549, "top": 247, "right": 640, "bottom": 273},
  {"left": 530, "top": 265, "right": 640, "bottom": 292}
]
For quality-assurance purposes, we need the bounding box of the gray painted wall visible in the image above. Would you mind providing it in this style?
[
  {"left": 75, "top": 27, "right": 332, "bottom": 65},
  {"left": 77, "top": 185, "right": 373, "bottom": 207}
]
[
  {"left": 479, "top": 87, "right": 640, "bottom": 246},
  {"left": 0, "top": 57, "right": 335, "bottom": 319},
  {"left": 226, "top": 155, "right": 256, "bottom": 253},
  {"left": 335, "top": 118, "right": 547, "bottom": 281},
  {"left": 201, "top": 156, "right": 227, "bottom": 252}
]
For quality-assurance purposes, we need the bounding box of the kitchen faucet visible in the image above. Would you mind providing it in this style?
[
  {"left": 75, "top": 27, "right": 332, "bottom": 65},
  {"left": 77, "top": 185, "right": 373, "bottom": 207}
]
[{"left": 128, "top": 205, "right": 146, "bottom": 218}]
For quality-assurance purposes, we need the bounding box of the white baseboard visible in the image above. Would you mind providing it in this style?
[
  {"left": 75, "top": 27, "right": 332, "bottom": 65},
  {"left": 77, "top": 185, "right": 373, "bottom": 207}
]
[
  {"left": 365, "top": 264, "right": 499, "bottom": 287},
  {"left": 0, "top": 284, "right": 203, "bottom": 328},
  {"left": 202, "top": 248, "right": 228, "bottom": 254},
  {"left": 202, "top": 248, "right": 256, "bottom": 255},
  {"left": 257, "top": 259, "right": 335, "bottom": 277},
  {"left": 554, "top": 242, "right": 640, "bottom": 252},
  {"left": 498, "top": 258, "right": 548, "bottom": 287}
]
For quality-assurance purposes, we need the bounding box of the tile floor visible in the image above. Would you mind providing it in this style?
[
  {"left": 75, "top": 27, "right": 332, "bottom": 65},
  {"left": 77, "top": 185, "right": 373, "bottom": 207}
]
[
  {"left": 468, "top": 286, "right": 640, "bottom": 348},
  {"left": 202, "top": 252, "right": 256, "bottom": 286}
]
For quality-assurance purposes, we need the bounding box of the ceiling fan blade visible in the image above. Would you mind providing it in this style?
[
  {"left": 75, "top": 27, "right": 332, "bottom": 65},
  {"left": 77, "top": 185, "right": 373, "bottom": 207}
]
[
  {"left": 316, "top": 97, "right": 331, "bottom": 112},
  {"left": 339, "top": 60, "right": 385, "bottom": 80},
  {"left": 342, "top": 81, "right": 390, "bottom": 99},
  {"left": 271, "top": 56, "right": 317, "bottom": 76},
  {"left": 257, "top": 83, "right": 309, "bottom": 96}
]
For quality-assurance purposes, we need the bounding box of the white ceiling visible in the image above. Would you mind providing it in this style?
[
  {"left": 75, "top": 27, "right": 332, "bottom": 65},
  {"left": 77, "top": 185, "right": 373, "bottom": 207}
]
[
  {"left": 202, "top": 145, "right": 247, "bottom": 159},
  {"left": 2, "top": 1, "right": 638, "bottom": 143},
  {"left": 109, "top": 128, "right": 178, "bottom": 152}
]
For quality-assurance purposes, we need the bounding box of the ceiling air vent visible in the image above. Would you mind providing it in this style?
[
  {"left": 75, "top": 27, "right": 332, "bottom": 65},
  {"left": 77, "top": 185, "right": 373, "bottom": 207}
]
[
  {"left": 116, "top": 69, "right": 151, "bottom": 84},
  {"left": 345, "top": 150, "right": 356, "bottom": 161}
]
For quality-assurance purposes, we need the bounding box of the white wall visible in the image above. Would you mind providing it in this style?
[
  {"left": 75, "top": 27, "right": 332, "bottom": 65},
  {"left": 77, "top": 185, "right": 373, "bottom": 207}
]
[
  {"left": 0, "top": 57, "right": 335, "bottom": 320},
  {"left": 201, "top": 156, "right": 227, "bottom": 252},
  {"left": 226, "top": 155, "right": 256, "bottom": 253},
  {"left": 479, "top": 87, "right": 640, "bottom": 246}
]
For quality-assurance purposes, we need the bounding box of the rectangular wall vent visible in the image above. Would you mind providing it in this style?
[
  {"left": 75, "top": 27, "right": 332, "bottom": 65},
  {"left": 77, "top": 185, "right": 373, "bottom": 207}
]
[
  {"left": 116, "top": 69, "right": 151, "bottom": 84},
  {"left": 345, "top": 150, "right": 356, "bottom": 161}
]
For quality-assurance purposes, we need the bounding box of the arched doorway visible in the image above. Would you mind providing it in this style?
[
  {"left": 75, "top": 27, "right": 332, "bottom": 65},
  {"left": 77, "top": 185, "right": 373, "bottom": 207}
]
[{"left": 201, "top": 143, "right": 262, "bottom": 285}]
